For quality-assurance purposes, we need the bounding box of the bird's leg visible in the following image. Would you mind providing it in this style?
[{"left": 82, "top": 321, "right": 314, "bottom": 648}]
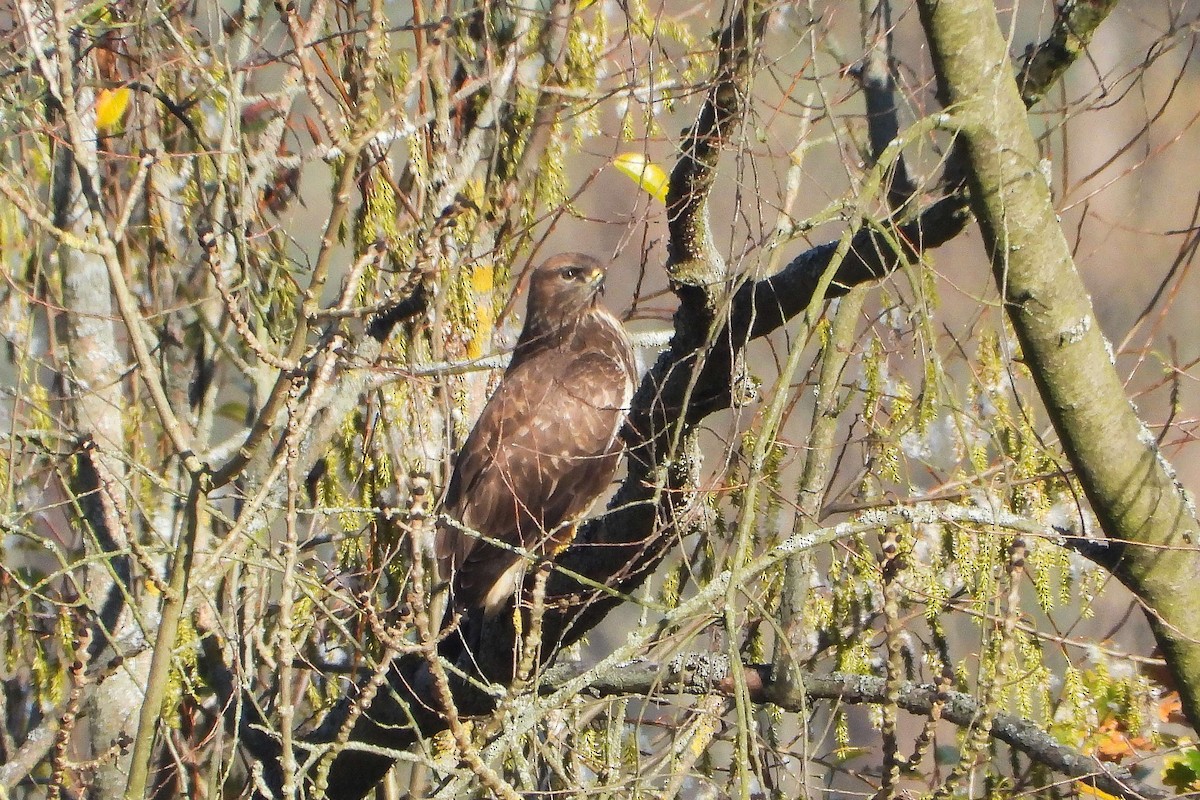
[{"left": 547, "top": 520, "right": 579, "bottom": 557}]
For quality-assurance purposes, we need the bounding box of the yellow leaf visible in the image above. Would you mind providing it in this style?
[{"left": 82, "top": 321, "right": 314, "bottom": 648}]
[
  {"left": 613, "top": 152, "right": 669, "bottom": 203},
  {"left": 96, "top": 87, "right": 131, "bottom": 131},
  {"left": 1075, "top": 783, "right": 1120, "bottom": 800}
]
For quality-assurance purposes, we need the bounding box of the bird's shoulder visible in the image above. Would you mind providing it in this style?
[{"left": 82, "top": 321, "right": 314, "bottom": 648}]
[
  {"left": 443, "top": 311, "right": 633, "bottom": 499},
  {"left": 504, "top": 305, "right": 628, "bottom": 375}
]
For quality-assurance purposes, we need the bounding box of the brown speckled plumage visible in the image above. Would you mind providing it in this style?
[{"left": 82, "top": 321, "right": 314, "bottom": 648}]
[{"left": 437, "top": 253, "right": 637, "bottom": 616}]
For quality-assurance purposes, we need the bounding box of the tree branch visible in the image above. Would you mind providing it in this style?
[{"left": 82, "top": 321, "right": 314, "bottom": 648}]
[{"left": 544, "top": 657, "right": 1172, "bottom": 800}]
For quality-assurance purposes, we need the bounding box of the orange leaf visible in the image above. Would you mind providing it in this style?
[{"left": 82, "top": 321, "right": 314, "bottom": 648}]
[
  {"left": 1090, "top": 719, "right": 1151, "bottom": 763},
  {"left": 304, "top": 115, "right": 324, "bottom": 146},
  {"left": 1158, "top": 692, "right": 1184, "bottom": 723}
]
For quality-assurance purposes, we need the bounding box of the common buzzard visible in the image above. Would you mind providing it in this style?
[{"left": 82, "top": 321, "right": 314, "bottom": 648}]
[{"left": 437, "top": 253, "right": 637, "bottom": 616}]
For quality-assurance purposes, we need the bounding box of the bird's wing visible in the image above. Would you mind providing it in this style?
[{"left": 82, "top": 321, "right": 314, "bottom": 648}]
[{"left": 437, "top": 339, "right": 634, "bottom": 612}]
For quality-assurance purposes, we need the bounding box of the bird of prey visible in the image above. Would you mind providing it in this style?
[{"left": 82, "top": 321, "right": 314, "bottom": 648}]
[{"left": 437, "top": 253, "right": 637, "bottom": 617}]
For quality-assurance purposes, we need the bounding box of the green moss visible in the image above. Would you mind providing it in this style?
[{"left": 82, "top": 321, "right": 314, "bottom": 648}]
[
  {"left": 161, "top": 617, "right": 202, "bottom": 729},
  {"left": 660, "top": 562, "right": 682, "bottom": 608}
]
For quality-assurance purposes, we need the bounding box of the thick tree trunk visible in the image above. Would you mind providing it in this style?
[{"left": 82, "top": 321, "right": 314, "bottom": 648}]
[
  {"left": 917, "top": 0, "right": 1200, "bottom": 728},
  {"left": 35, "top": 13, "right": 147, "bottom": 794}
]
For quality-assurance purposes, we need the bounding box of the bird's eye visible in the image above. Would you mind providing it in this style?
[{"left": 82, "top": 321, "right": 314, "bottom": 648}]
[{"left": 562, "top": 267, "right": 582, "bottom": 279}]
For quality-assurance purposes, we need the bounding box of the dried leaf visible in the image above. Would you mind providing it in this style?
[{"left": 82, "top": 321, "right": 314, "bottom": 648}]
[
  {"left": 1157, "top": 691, "right": 1183, "bottom": 723},
  {"left": 304, "top": 114, "right": 323, "bottom": 146},
  {"left": 1087, "top": 718, "right": 1151, "bottom": 763}
]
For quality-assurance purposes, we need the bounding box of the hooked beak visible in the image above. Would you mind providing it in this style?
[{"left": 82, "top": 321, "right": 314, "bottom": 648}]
[{"left": 586, "top": 266, "right": 605, "bottom": 294}]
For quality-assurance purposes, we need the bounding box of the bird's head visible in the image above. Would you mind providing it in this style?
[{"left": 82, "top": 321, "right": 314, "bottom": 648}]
[{"left": 521, "top": 253, "right": 610, "bottom": 342}]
